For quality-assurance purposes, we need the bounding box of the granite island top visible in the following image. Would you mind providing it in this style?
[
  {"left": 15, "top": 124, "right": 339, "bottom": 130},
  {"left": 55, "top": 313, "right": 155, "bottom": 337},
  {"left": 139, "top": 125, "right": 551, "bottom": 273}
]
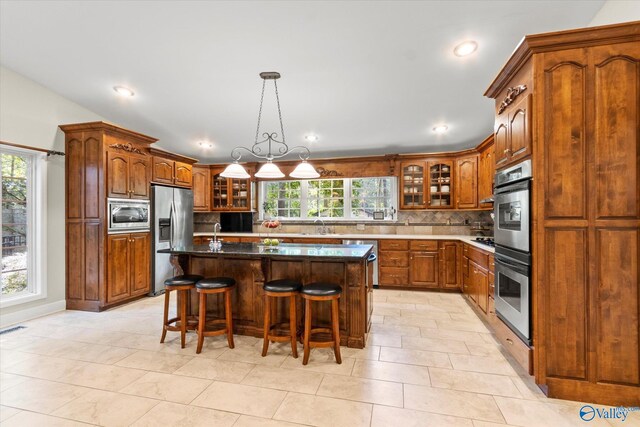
[
  {"left": 193, "top": 232, "right": 495, "bottom": 253},
  {"left": 159, "top": 242, "right": 374, "bottom": 259}
]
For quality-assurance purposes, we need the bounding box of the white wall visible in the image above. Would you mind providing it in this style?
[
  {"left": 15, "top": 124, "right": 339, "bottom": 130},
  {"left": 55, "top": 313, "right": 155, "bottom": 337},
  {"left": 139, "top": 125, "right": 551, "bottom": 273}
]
[
  {"left": 0, "top": 65, "right": 105, "bottom": 326},
  {"left": 590, "top": 0, "right": 640, "bottom": 26}
]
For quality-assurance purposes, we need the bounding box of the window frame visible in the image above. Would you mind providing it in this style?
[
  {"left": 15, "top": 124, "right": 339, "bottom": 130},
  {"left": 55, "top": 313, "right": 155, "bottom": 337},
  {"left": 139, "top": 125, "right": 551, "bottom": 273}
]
[
  {"left": 0, "top": 146, "right": 47, "bottom": 308},
  {"left": 260, "top": 176, "right": 396, "bottom": 221}
]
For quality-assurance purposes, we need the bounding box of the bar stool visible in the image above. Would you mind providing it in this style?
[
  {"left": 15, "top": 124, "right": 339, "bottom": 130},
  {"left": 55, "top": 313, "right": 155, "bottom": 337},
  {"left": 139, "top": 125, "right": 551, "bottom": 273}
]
[
  {"left": 161, "top": 274, "right": 203, "bottom": 348},
  {"left": 262, "top": 279, "right": 302, "bottom": 358},
  {"left": 300, "top": 282, "right": 342, "bottom": 365},
  {"left": 195, "top": 277, "right": 236, "bottom": 353}
]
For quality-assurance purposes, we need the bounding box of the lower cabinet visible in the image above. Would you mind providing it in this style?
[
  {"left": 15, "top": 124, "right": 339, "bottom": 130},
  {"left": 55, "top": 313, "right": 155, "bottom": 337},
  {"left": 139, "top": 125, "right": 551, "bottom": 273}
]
[
  {"left": 439, "top": 241, "right": 460, "bottom": 289},
  {"left": 462, "top": 244, "right": 491, "bottom": 315},
  {"left": 107, "top": 232, "right": 150, "bottom": 303}
]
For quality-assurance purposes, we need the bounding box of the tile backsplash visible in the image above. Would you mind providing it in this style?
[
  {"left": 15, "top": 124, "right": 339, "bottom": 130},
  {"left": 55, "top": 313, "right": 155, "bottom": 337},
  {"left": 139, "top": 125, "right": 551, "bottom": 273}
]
[{"left": 194, "top": 210, "right": 493, "bottom": 236}]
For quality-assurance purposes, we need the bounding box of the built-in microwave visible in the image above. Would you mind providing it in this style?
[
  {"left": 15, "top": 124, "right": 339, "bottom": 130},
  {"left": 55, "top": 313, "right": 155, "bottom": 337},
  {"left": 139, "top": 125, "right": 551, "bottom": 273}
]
[{"left": 107, "top": 198, "right": 150, "bottom": 233}]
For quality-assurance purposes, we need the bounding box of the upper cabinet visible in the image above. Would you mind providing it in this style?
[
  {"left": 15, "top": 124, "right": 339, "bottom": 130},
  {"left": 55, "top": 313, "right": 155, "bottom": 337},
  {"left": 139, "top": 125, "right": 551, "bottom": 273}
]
[
  {"left": 454, "top": 155, "right": 477, "bottom": 209},
  {"left": 149, "top": 148, "right": 197, "bottom": 188},
  {"left": 192, "top": 166, "right": 211, "bottom": 211},
  {"left": 478, "top": 135, "right": 495, "bottom": 209},
  {"left": 494, "top": 91, "right": 532, "bottom": 170},
  {"left": 427, "top": 160, "right": 454, "bottom": 209},
  {"left": 212, "top": 174, "right": 252, "bottom": 211},
  {"left": 400, "top": 161, "right": 426, "bottom": 209},
  {"left": 107, "top": 150, "right": 151, "bottom": 200}
]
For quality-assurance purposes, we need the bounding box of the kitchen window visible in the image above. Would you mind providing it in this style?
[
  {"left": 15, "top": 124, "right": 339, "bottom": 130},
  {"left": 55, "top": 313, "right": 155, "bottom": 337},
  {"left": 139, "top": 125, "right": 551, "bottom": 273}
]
[
  {"left": 0, "top": 146, "right": 47, "bottom": 307},
  {"left": 261, "top": 177, "right": 396, "bottom": 220}
]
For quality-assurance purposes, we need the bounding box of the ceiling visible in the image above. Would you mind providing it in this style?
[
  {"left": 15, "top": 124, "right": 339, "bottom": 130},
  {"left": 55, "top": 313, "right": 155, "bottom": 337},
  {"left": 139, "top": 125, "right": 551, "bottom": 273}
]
[{"left": 0, "top": 1, "right": 604, "bottom": 163}]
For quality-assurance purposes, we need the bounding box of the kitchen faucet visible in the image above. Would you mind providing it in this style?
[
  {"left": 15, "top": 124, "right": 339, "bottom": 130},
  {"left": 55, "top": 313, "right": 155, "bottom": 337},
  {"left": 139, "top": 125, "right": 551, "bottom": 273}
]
[
  {"left": 313, "top": 218, "right": 327, "bottom": 235},
  {"left": 210, "top": 222, "right": 222, "bottom": 251}
]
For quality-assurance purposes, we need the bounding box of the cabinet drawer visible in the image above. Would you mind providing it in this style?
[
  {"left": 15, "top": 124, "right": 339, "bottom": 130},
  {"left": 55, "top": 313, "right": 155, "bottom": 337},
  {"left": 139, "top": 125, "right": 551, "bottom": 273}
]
[
  {"left": 379, "top": 267, "right": 409, "bottom": 286},
  {"left": 409, "top": 240, "right": 438, "bottom": 251},
  {"left": 379, "top": 251, "right": 409, "bottom": 267},
  {"left": 493, "top": 316, "right": 533, "bottom": 375},
  {"left": 380, "top": 240, "right": 409, "bottom": 251},
  {"left": 466, "top": 245, "right": 489, "bottom": 269}
]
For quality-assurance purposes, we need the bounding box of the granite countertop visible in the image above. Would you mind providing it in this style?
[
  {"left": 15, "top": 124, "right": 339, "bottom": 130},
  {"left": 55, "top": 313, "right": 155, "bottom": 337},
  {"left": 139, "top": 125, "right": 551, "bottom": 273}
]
[
  {"left": 159, "top": 242, "right": 374, "bottom": 259},
  {"left": 193, "top": 232, "right": 495, "bottom": 253}
]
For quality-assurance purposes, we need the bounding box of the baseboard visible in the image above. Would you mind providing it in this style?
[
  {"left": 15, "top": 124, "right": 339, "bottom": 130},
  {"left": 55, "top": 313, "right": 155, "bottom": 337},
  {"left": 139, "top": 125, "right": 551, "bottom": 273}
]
[{"left": 0, "top": 299, "right": 66, "bottom": 329}]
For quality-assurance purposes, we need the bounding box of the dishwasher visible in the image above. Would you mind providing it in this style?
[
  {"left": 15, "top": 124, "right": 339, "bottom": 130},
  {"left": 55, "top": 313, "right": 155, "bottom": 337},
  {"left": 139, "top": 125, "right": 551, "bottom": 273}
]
[{"left": 343, "top": 240, "right": 378, "bottom": 287}]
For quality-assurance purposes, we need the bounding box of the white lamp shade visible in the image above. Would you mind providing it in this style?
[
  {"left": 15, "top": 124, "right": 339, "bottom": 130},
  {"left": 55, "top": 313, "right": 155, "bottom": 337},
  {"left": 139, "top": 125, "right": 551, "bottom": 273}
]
[
  {"left": 255, "top": 161, "right": 285, "bottom": 179},
  {"left": 220, "top": 162, "right": 250, "bottom": 179},
  {"left": 290, "top": 160, "right": 320, "bottom": 179}
]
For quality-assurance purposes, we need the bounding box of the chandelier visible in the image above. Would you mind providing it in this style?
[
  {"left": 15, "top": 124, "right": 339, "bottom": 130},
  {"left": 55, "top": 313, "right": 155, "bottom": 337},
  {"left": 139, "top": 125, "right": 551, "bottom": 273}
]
[{"left": 220, "top": 72, "right": 320, "bottom": 179}]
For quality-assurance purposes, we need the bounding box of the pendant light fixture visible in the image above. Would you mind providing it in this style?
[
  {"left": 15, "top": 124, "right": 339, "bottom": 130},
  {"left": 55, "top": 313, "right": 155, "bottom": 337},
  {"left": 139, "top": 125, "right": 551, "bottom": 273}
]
[{"left": 220, "top": 72, "right": 320, "bottom": 179}]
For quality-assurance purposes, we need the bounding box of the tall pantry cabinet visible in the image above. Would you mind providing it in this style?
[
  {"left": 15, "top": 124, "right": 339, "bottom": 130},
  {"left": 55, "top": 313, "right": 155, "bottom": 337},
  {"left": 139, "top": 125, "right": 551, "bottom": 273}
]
[
  {"left": 61, "top": 122, "right": 157, "bottom": 311},
  {"left": 485, "top": 21, "right": 640, "bottom": 406}
]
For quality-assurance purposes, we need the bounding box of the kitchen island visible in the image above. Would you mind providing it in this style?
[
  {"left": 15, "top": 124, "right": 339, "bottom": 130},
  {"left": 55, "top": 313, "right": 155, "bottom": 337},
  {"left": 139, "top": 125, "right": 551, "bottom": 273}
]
[{"left": 159, "top": 242, "right": 375, "bottom": 348}]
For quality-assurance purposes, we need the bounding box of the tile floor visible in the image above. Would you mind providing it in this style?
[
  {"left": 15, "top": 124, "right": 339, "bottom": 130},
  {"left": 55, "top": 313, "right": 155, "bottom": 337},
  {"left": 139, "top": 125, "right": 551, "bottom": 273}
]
[{"left": 0, "top": 289, "right": 637, "bottom": 427}]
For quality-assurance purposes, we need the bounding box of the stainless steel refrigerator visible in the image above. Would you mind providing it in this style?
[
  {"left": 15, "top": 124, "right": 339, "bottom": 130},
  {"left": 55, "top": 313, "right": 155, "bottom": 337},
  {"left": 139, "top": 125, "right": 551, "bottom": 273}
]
[{"left": 150, "top": 185, "right": 193, "bottom": 296}]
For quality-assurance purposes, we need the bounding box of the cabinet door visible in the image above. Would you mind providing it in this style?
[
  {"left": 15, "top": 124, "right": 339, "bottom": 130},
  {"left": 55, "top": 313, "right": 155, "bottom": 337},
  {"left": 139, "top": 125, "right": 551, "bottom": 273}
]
[
  {"left": 439, "top": 241, "right": 460, "bottom": 289},
  {"left": 478, "top": 144, "right": 495, "bottom": 208},
  {"left": 379, "top": 267, "right": 409, "bottom": 286},
  {"left": 107, "top": 234, "right": 131, "bottom": 303},
  {"left": 470, "top": 261, "right": 488, "bottom": 313},
  {"left": 129, "top": 155, "right": 151, "bottom": 199},
  {"left": 192, "top": 166, "right": 211, "bottom": 211},
  {"left": 230, "top": 178, "right": 250, "bottom": 210},
  {"left": 494, "top": 115, "right": 509, "bottom": 169},
  {"left": 152, "top": 157, "right": 174, "bottom": 185},
  {"left": 107, "top": 151, "right": 130, "bottom": 198},
  {"left": 508, "top": 94, "right": 532, "bottom": 163},
  {"left": 212, "top": 175, "right": 230, "bottom": 210},
  {"left": 409, "top": 251, "right": 438, "bottom": 288},
  {"left": 399, "top": 161, "right": 426, "bottom": 209},
  {"left": 174, "top": 162, "right": 193, "bottom": 187},
  {"left": 129, "top": 233, "right": 150, "bottom": 296},
  {"left": 427, "top": 160, "right": 454, "bottom": 209},
  {"left": 455, "top": 155, "right": 478, "bottom": 209}
]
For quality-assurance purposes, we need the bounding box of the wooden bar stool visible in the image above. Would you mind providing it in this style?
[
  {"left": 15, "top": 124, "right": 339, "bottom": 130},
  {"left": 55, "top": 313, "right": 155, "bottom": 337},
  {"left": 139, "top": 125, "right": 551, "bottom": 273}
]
[
  {"left": 300, "top": 282, "right": 343, "bottom": 365},
  {"left": 195, "top": 277, "right": 236, "bottom": 354},
  {"left": 262, "top": 279, "right": 302, "bottom": 358},
  {"left": 161, "top": 274, "right": 203, "bottom": 348}
]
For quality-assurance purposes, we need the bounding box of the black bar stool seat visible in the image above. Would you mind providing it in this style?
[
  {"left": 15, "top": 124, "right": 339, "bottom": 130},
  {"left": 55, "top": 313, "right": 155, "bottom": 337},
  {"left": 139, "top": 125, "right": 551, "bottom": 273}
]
[
  {"left": 161, "top": 274, "right": 203, "bottom": 348},
  {"left": 262, "top": 279, "right": 302, "bottom": 358},
  {"left": 195, "top": 277, "right": 236, "bottom": 353},
  {"left": 301, "top": 282, "right": 343, "bottom": 365}
]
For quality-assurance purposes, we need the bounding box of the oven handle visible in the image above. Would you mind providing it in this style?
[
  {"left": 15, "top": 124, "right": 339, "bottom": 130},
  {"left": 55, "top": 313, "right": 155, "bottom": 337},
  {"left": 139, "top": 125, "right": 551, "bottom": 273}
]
[
  {"left": 170, "top": 201, "right": 176, "bottom": 248},
  {"left": 495, "top": 179, "right": 530, "bottom": 195},
  {"left": 494, "top": 254, "right": 529, "bottom": 276}
]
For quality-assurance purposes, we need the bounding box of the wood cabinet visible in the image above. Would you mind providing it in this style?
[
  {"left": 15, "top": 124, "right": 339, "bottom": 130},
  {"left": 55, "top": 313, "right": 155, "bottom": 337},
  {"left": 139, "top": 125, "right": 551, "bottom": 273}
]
[
  {"left": 477, "top": 135, "right": 495, "bottom": 209},
  {"left": 426, "top": 160, "right": 454, "bottom": 209},
  {"left": 152, "top": 156, "right": 193, "bottom": 187},
  {"left": 462, "top": 243, "right": 491, "bottom": 313},
  {"left": 107, "top": 151, "right": 151, "bottom": 199},
  {"left": 485, "top": 21, "right": 640, "bottom": 405},
  {"left": 409, "top": 250, "right": 438, "bottom": 288},
  {"left": 212, "top": 174, "right": 252, "bottom": 211},
  {"left": 62, "top": 122, "right": 158, "bottom": 312},
  {"left": 192, "top": 166, "right": 211, "bottom": 211},
  {"left": 455, "top": 155, "right": 478, "bottom": 209},
  {"left": 399, "top": 161, "right": 426, "bottom": 209},
  {"left": 439, "top": 241, "right": 460, "bottom": 289}
]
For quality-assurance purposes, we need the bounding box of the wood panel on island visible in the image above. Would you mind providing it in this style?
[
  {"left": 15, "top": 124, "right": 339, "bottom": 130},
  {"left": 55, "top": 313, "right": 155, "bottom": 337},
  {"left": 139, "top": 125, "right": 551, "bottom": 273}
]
[{"left": 485, "top": 21, "right": 640, "bottom": 405}]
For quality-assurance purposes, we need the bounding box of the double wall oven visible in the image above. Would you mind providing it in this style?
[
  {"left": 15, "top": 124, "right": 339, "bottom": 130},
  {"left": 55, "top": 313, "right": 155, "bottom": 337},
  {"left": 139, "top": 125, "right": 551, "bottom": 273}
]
[{"left": 493, "top": 159, "right": 532, "bottom": 345}]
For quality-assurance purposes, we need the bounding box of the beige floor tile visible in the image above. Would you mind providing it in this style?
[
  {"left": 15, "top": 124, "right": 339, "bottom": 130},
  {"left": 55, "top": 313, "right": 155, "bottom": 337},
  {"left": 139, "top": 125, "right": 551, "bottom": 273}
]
[
  {"left": 371, "top": 405, "right": 474, "bottom": 427},
  {"left": 317, "top": 374, "right": 403, "bottom": 407},
  {"left": 379, "top": 346, "right": 452, "bottom": 368},
  {"left": 0, "top": 411, "right": 92, "bottom": 426},
  {"left": 116, "top": 349, "right": 193, "bottom": 373},
  {"left": 400, "top": 308, "right": 453, "bottom": 320},
  {"left": 131, "top": 401, "right": 238, "bottom": 427},
  {"left": 241, "top": 365, "right": 324, "bottom": 394},
  {"left": 374, "top": 302, "right": 416, "bottom": 310},
  {"left": 465, "top": 342, "right": 505, "bottom": 357},
  {"left": 404, "top": 384, "right": 505, "bottom": 423},
  {"left": 66, "top": 343, "right": 137, "bottom": 364},
  {"left": 233, "top": 415, "right": 309, "bottom": 426},
  {"left": 173, "top": 357, "right": 255, "bottom": 382},
  {"left": 493, "top": 396, "right": 612, "bottom": 427},
  {"left": 2, "top": 352, "right": 76, "bottom": 379},
  {"left": 436, "top": 319, "right": 491, "bottom": 333},
  {"left": 120, "top": 371, "right": 212, "bottom": 404},
  {"left": 370, "top": 323, "right": 421, "bottom": 337},
  {"left": 402, "top": 335, "right": 470, "bottom": 354},
  {"left": 60, "top": 361, "right": 147, "bottom": 391},
  {"left": 273, "top": 392, "right": 372, "bottom": 427},
  {"left": 415, "top": 302, "right": 468, "bottom": 314},
  {"left": 509, "top": 375, "right": 547, "bottom": 400},
  {"left": 0, "top": 372, "right": 28, "bottom": 392},
  {"left": 472, "top": 421, "right": 520, "bottom": 427},
  {"left": 371, "top": 314, "right": 385, "bottom": 323},
  {"left": 191, "top": 381, "right": 287, "bottom": 418},
  {"left": 0, "top": 378, "right": 89, "bottom": 414},
  {"left": 368, "top": 333, "right": 402, "bottom": 347},
  {"left": 372, "top": 306, "right": 402, "bottom": 316},
  {"left": 217, "top": 345, "right": 289, "bottom": 366},
  {"left": 0, "top": 333, "right": 41, "bottom": 350},
  {"left": 280, "top": 352, "right": 356, "bottom": 376},
  {"left": 0, "top": 405, "right": 21, "bottom": 422},
  {"left": 429, "top": 367, "right": 522, "bottom": 397},
  {"left": 340, "top": 344, "right": 381, "bottom": 360},
  {"left": 351, "top": 359, "right": 431, "bottom": 385},
  {"left": 52, "top": 389, "right": 158, "bottom": 427},
  {"left": 448, "top": 354, "right": 519, "bottom": 376},
  {"left": 384, "top": 315, "right": 438, "bottom": 328},
  {"left": 420, "top": 327, "right": 487, "bottom": 343}
]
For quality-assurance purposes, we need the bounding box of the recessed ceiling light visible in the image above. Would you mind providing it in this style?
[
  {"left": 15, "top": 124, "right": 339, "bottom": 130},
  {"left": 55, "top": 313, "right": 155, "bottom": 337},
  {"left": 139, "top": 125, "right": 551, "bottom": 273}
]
[
  {"left": 305, "top": 134, "right": 319, "bottom": 142},
  {"left": 453, "top": 41, "right": 478, "bottom": 57},
  {"left": 113, "top": 86, "right": 135, "bottom": 97},
  {"left": 199, "top": 141, "right": 213, "bottom": 149},
  {"left": 432, "top": 125, "right": 449, "bottom": 134}
]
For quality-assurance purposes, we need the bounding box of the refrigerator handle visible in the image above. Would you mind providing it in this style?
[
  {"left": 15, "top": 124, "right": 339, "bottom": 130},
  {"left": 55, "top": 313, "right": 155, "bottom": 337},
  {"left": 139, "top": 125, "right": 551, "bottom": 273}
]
[{"left": 170, "top": 201, "right": 176, "bottom": 248}]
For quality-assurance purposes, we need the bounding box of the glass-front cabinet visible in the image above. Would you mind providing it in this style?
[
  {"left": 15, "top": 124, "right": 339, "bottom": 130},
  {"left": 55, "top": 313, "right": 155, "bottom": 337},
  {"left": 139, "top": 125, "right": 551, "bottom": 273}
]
[
  {"left": 400, "top": 161, "right": 426, "bottom": 209},
  {"left": 212, "top": 175, "right": 251, "bottom": 211},
  {"left": 427, "top": 160, "right": 454, "bottom": 209}
]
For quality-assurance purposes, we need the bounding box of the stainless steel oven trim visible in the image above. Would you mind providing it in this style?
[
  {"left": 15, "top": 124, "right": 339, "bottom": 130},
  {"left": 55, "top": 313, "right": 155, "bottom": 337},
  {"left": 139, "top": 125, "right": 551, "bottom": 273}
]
[
  {"left": 494, "top": 186, "right": 530, "bottom": 253},
  {"left": 495, "top": 256, "right": 531, "bottom": 343},
  {"left": 107, "top": 198, "right": 151, "bottom": 233},
  {"left": 495, "top": 158, "right": 532, "bottom": 188}
]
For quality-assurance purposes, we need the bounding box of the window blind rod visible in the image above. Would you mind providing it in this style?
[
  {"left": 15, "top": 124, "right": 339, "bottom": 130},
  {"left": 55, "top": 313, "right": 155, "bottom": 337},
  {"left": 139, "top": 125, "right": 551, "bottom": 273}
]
[{"left": 0, "top": 140, "right": 65, "bottom": 156}]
